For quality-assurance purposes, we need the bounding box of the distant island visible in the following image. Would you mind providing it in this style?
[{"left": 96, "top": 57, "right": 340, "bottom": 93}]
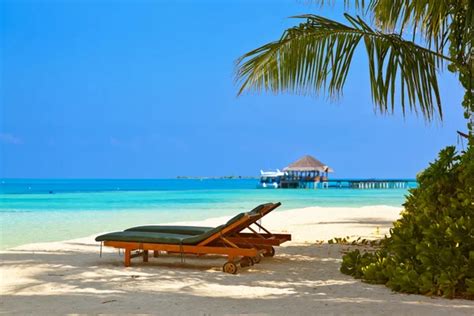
[{"left": 176, "top": 176, "right": 259, "bottom": 179}]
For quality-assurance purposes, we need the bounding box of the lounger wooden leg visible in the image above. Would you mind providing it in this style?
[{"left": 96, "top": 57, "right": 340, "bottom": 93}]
[
  {"left": 143, "top": 250, "right": 149, "bottom": 262},
  {"left": 153, "top": 250, "right": 159, "bottom": 257},
  {"left": 124, "top": 249, "right": 131, "bottom": 267}
]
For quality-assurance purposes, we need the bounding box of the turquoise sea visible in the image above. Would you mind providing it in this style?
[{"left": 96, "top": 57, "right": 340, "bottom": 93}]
[{"left": 0, "top": 179, "right": 416, "bottom": 250}]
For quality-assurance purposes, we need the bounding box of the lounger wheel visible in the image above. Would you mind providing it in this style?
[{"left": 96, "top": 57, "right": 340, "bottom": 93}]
[
  {"left": 223, "top": 262, "right": 239, "bottom": 274},
  {"left": 263, "top": 247, "right": 275, "bottom": 257},
  {"left": 240, "top": 256, "right": 254, "bottom": 268},
  {"left": 252, "top": 254, "right": 262, "bottom": 264}
]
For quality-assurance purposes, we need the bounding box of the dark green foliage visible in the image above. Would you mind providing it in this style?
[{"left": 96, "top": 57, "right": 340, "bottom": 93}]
[
  {"left": 340, "top": 249, "right": 388, "bottom": 283},
  {"left": 340, "top": 145, "right": 474, "bottom": 298},
  {"left": 328, "top": 236, "right": 382, "bottom": 246}
]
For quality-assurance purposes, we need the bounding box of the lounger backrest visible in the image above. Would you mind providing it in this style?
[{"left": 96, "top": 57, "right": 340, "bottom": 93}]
[
  {"left": 181, "top": 204, "right": 280, "bottom": 245},
  {"left": 248, "top": 203, "right": 272, "bottom": 216},
  {"left": 227, "top": 202, "right": 281, "bottom": 233},
  {"left": 249, "top": 202, "right": 281, "bottom": 217},
  {"left": 181, "top": 224, "right": 227, "bottom": 244},
  {"left": 180, "top": 210, "right": 252, "bottom": 244},
  {"left": 197, "top": 212, "right": 259, "bottom": 245},
  {"left": 220, "top": 203, "right": 275, "bottom": 232}
]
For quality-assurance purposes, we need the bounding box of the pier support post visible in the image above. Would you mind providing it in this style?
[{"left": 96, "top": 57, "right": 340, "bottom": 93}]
[{"left": 124, "top": 249, "right": 131, "bottom": 267}]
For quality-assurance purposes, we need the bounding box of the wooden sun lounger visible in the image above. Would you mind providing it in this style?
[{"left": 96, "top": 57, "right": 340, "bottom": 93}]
[
  {"left": 96, "top": 212, "right": 268, "bottom": 274},
  {"left": 125, "top": 202, "right": 291, "bottom": 257}
]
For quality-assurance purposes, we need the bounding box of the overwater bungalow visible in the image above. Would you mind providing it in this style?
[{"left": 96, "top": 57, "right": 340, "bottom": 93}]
[{"left": 280, "top": 155, "right": 333, "bottom": 189}]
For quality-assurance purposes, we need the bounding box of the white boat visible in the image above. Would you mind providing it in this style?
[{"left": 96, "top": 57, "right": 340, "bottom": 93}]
[{"left": 257, "top": 169, "right": 285, "bottom": 188}]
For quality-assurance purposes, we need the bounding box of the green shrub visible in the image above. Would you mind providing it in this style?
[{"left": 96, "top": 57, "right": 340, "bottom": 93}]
[{"left": 340, "top": 145, "right": 474, "bottom": 298}]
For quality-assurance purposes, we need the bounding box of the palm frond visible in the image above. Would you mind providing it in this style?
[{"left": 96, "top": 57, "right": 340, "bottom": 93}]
[
  {"left": 314, "top": 0, "right": 457, "bottom": 54},
  {"left": 236, "top": 14, "right": 445, "bottom": 120},
  {"left": 369, "top": 0, "right": 451, "bottom": 53}
]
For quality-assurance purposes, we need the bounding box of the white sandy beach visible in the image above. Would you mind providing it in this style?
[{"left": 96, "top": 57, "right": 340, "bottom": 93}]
[{"left": 1, "top": 205, "right": 473, "bottom": 315}]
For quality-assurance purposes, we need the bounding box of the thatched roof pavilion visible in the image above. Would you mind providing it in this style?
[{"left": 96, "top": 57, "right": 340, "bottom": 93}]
[
  {"left": 283, "top": 155, "right": 333, "bottom": 173},
  {"left": 279, "top": 155, "right": 333, "bottom": 189}
]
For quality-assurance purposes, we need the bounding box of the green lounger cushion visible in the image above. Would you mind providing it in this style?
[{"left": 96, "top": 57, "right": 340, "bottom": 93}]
[
  {"left": 124, "top": 203, "right": 273, "bottom": 235},
  {"left": 95, "top": 231, "right": 191, "bottom": 244},
  {"left": 96, "top": 224, "right": 228, "bottom": 245},
  {"left": 249, "top": 203, "right": 273, "bottom": 215},
  {"left": 125, "top": 226, "right": 213, "bottom": 235},
  {"left": 225, "top": 212, "right": 246, "bottom": 225}
]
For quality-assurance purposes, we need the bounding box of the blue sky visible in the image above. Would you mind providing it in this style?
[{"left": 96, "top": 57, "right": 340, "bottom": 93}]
[{"left": 0, "top": 0, "right": 467, "bottom": 179}]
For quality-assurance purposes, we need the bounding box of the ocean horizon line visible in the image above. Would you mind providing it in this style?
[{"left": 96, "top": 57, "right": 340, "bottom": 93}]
[{"left": 1, "top": 177, "right": 417, "bottom": 181}]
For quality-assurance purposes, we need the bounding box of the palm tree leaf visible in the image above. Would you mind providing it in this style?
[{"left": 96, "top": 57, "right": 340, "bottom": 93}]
[
  {"left": 316, "top": 0, "right": 465, "bottom": 55},
  {"left": 236, "top": 14, "right": 445, "bottom": 120}
]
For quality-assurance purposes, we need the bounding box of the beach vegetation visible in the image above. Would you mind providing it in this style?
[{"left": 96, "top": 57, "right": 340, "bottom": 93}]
[
  {"left": 341, "top": 145, "right": 474, "bottom": 298},
  {"left": 327, "top": 236, "right": 382, "bottom": 246}
]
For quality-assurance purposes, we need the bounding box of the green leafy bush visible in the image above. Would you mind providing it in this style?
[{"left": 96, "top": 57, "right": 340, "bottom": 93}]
[{"left": 340, "top": 145, "right": 474, "bottom": 299}]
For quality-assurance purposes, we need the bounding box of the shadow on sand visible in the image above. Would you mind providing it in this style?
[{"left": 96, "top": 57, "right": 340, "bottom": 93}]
[{"left": 2, "top": 240, "right": 473, "bottom": 315}]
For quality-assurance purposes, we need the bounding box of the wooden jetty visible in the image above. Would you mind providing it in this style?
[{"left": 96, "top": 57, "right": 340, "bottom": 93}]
[
  {"left": 282, "top": 177, "right": 413, "bottom": 189},
  {"left": 327, "top": 179, "right": 413, "bottom": 189}
]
